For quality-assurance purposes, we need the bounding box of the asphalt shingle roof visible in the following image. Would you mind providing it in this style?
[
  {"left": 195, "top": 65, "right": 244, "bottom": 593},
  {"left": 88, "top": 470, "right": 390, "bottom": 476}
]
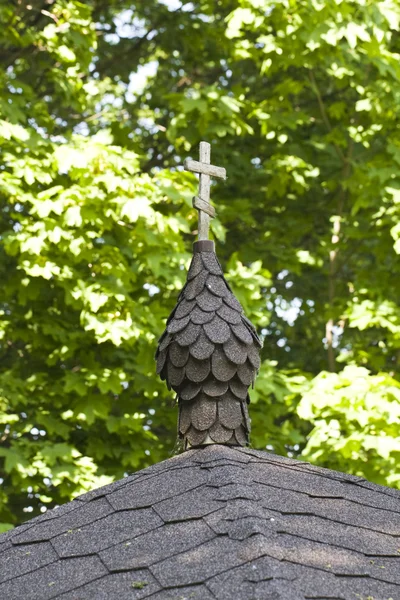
[{"left": 1, "top": 444, "right": 400, "bottom": 600}]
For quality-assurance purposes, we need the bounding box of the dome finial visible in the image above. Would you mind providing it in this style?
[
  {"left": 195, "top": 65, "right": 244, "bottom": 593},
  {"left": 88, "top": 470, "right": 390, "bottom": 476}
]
[{"left": 156, "top": 142, "right": 262, "bottom": 450}]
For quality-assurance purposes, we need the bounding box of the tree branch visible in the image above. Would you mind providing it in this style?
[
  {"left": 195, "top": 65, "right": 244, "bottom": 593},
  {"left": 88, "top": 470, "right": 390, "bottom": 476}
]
[
  {"left": 308, "top": 70, "right": 346, "bottom": 164},
  {"left": 326, "top": 139, "right": 353, "bottom": 371}
]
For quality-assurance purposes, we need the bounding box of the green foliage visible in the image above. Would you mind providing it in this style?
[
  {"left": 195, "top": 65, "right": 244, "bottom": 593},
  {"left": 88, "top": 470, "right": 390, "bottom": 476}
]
[
  {"left": 298, "top": 366, "right": 400, "bottom": 487},
  {"left": 1, "top": 0, "right": 400, "bottom": 528}
]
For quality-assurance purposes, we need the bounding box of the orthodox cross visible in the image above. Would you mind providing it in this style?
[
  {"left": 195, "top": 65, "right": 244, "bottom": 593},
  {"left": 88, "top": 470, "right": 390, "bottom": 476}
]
[{"left": 184, "top": 141, "right": 226, "bottom": 240}]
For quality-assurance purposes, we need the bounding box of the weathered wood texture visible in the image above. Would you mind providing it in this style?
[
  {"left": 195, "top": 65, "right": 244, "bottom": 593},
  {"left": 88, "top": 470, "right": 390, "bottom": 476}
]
[
  {"left": 193, "top": 196, "right": 216, "bottom": 218},
  {"left": 197, "top": 142, "right": 211, "bottom": 241},
  {"left": 183, "top": 159, "right": 226, "bottom": 180},
  {"left": 184, "top": 141, "right": 226, "bottom": 241}
]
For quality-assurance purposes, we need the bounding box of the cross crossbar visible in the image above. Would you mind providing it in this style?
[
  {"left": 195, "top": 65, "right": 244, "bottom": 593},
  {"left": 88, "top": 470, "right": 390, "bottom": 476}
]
[
  {"left": 184, "top": 141, "right": 226, "bottom": 241},
  {"left": 183, "top": 159, "right": 226, "bottom": 180}
]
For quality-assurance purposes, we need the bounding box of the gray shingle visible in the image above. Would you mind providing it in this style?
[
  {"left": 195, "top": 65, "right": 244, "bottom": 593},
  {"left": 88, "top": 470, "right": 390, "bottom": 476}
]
[
  {"left": 206, "top": 274, "right": 228, "bottom": 297},
  {"left": 309, "top": 496, "right": 400, "bottom": 535},
  {"left": 185, "top": 269, "right": 209, "bottom": 300},
  {"left": 357, "top": 478, "right": 400, "bottom": 498},
  {"left": 231, "top": 323, "right": 253, "bottom": 345},
  {"left": 190, "top": 306, "right": 215, "bottom": 325},
  {"left": 155, "top": 348, "right": 167, "bottom": 373},
  {"left": 179, "top": 402, "right": 192, "bottom": 434},
  {"left": 180, "top": 381, "right": 202, "bottom": 400},
  {"left": 203, "top": 378, "right": 228, "bottom": 397},
  {"left": 196, "top": 288, "right": 223, "bottom": 311},
  {"left": 0, "top": 539, "right": 12, "bottom": 555},
  {"left": 191, "top": 445, "right": 251, "bottom": 464},
  {"left": 187, "top": 252, "right": 203, "bottom": 280},
  {"left": 234, "top": 424, "right": 247, "bottom": 445},
  {"left": 246, "top": 343, "right": 261, "bottom": 369},
  {"left": 18, "top": 499, "right": 84, "bottom": 523},
  {"left": 366, "top": 556, "right": 400, "bottom": 585},
  {"left": 237, "top": 361, "right": 254, "bottom": 386},
  {"left": 293, "top": 565, "right": 400, "bottom": 599},
  {"left": 201, "top": 251, "right": 223, "bottom": 275},
  {"left": 169, "top": 342, "right": 190, "bottom": 367},
  {"left": 205, "top": 498, "right": 269, "bottom": 525},
  {"left": 56, "top": 569, "right": 160, "bottom": 599},
  {"left": 189, "top": 331, "right": 215, "bottom": 360},
  {"left": 279, "top": 513, "right": 400, "bottom": 555},
  {"left": 167, "top": 361, "right": 185, "bottom": 386},
  {"left": 0, "top": 555, "right": 106, "bottom": 600},
  {"left": 11, "top": 498, "right": 113, "bottom": 545},
  {"left": 207, "top": 556, "right": 281, "bottom": 600},
  {"left": 223, "top": 336, "right": 247, "bottom": 364},
  {"left": 223, "top": 293, "right": 242, "bottom": 312},
  {"left": 51, "top": 508, "right": 163, "bottom": 558},
  {"left": 185, "top": 355, "right": 211, "bottom": 382},
  {"left": 100, "top": 520, "right": 214, "bottom": 572},
  {"left": 158, "top": 331, "right": 172, "bottom": 351},
  {"left": 213, "top": 482, "right": 261, "bottom": 502},
  {"left": 185, "top": 425, "right": 208, "bottom": 446},
  {"left": 167, "top": 314, "right": 190, "bottom": 334},
  {"left": 74, "top": 475, "right": 133, "bottom": 502},
  {"left": 151, "top": 534, "right": 271, "bottom": 587},
  {"left": 191, "top": 397, "right": 217, "bottom": 430},
  {"left": 211, "top": 346, "right": 237, "bottom": 381},
  {"left": 154, "top": 485, "right": 223, "bottom": 522},
  {"left": 218, "top": 397, "right": 243, "bottom": 429},
  {"left": 0, "top": 541, "right": 57, "bottom": 584},
  {"left": 217, "top": 304, "right": 241, "bottom": 325},
  {"left": 248, "top": 459, "right": 364, "bottom": 499},
  {"left": 209, "top": 421, "right": 233, "bottom": 443},
  {"left": 174, "top": 298, "right": 196, "bottom": 319},
  {"left": 229, "top": 378, "right": 248, "bottom": 399},
  {"left": 203, "top": 315, "right": 231, "bottom": 343},
  {"left": 107, "top": 465, "right": 208, "bottom": 511},
  {"left": 175, "top": 322, "right": 201, "bottom": 346}
]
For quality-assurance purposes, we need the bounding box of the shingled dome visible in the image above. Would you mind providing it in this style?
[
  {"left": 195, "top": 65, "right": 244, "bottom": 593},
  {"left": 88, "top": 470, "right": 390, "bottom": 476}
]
[
  {"left": 1, "top": 445, "right": 400, "bottom": 599},
  {"left": 156, "top": 240, "right": 262, "bottom": 449}
]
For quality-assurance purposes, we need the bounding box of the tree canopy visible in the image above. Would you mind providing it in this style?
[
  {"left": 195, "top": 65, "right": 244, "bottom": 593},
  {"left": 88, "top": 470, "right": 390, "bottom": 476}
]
[{"left": 1, "top": 0, "right": 400, "bottom": 529}]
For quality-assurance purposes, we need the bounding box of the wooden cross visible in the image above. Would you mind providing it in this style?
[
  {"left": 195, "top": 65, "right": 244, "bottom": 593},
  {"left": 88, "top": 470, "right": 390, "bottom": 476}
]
[{"left": 184, "top": 141, "right": 226, "bottom": 241}]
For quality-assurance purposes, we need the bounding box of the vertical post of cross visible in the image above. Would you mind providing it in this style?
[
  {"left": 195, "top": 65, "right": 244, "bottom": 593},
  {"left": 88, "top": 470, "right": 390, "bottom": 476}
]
[
  {"left": 198, "top": 141, "right": 211, "bottom": 241},
  {"left": 184, "top": 141, "right": 227, "bottom": 242}
]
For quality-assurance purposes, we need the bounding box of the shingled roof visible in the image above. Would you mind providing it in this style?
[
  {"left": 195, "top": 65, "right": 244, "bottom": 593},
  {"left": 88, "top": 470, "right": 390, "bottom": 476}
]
[{"left": 1, "top": 444, "right": 400, "bottom": 600}]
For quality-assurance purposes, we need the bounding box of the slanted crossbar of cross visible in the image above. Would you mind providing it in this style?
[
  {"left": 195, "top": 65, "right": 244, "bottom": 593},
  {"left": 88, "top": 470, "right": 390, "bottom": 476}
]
[{"left": 184, "top": 141, "right": 226, "bottom": 241}]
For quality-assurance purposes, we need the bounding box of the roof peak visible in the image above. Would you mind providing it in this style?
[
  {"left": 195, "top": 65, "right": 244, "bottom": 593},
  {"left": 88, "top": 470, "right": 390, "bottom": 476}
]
[{"left": 2, "top": 444, "right": 400, "bottom": 600}]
